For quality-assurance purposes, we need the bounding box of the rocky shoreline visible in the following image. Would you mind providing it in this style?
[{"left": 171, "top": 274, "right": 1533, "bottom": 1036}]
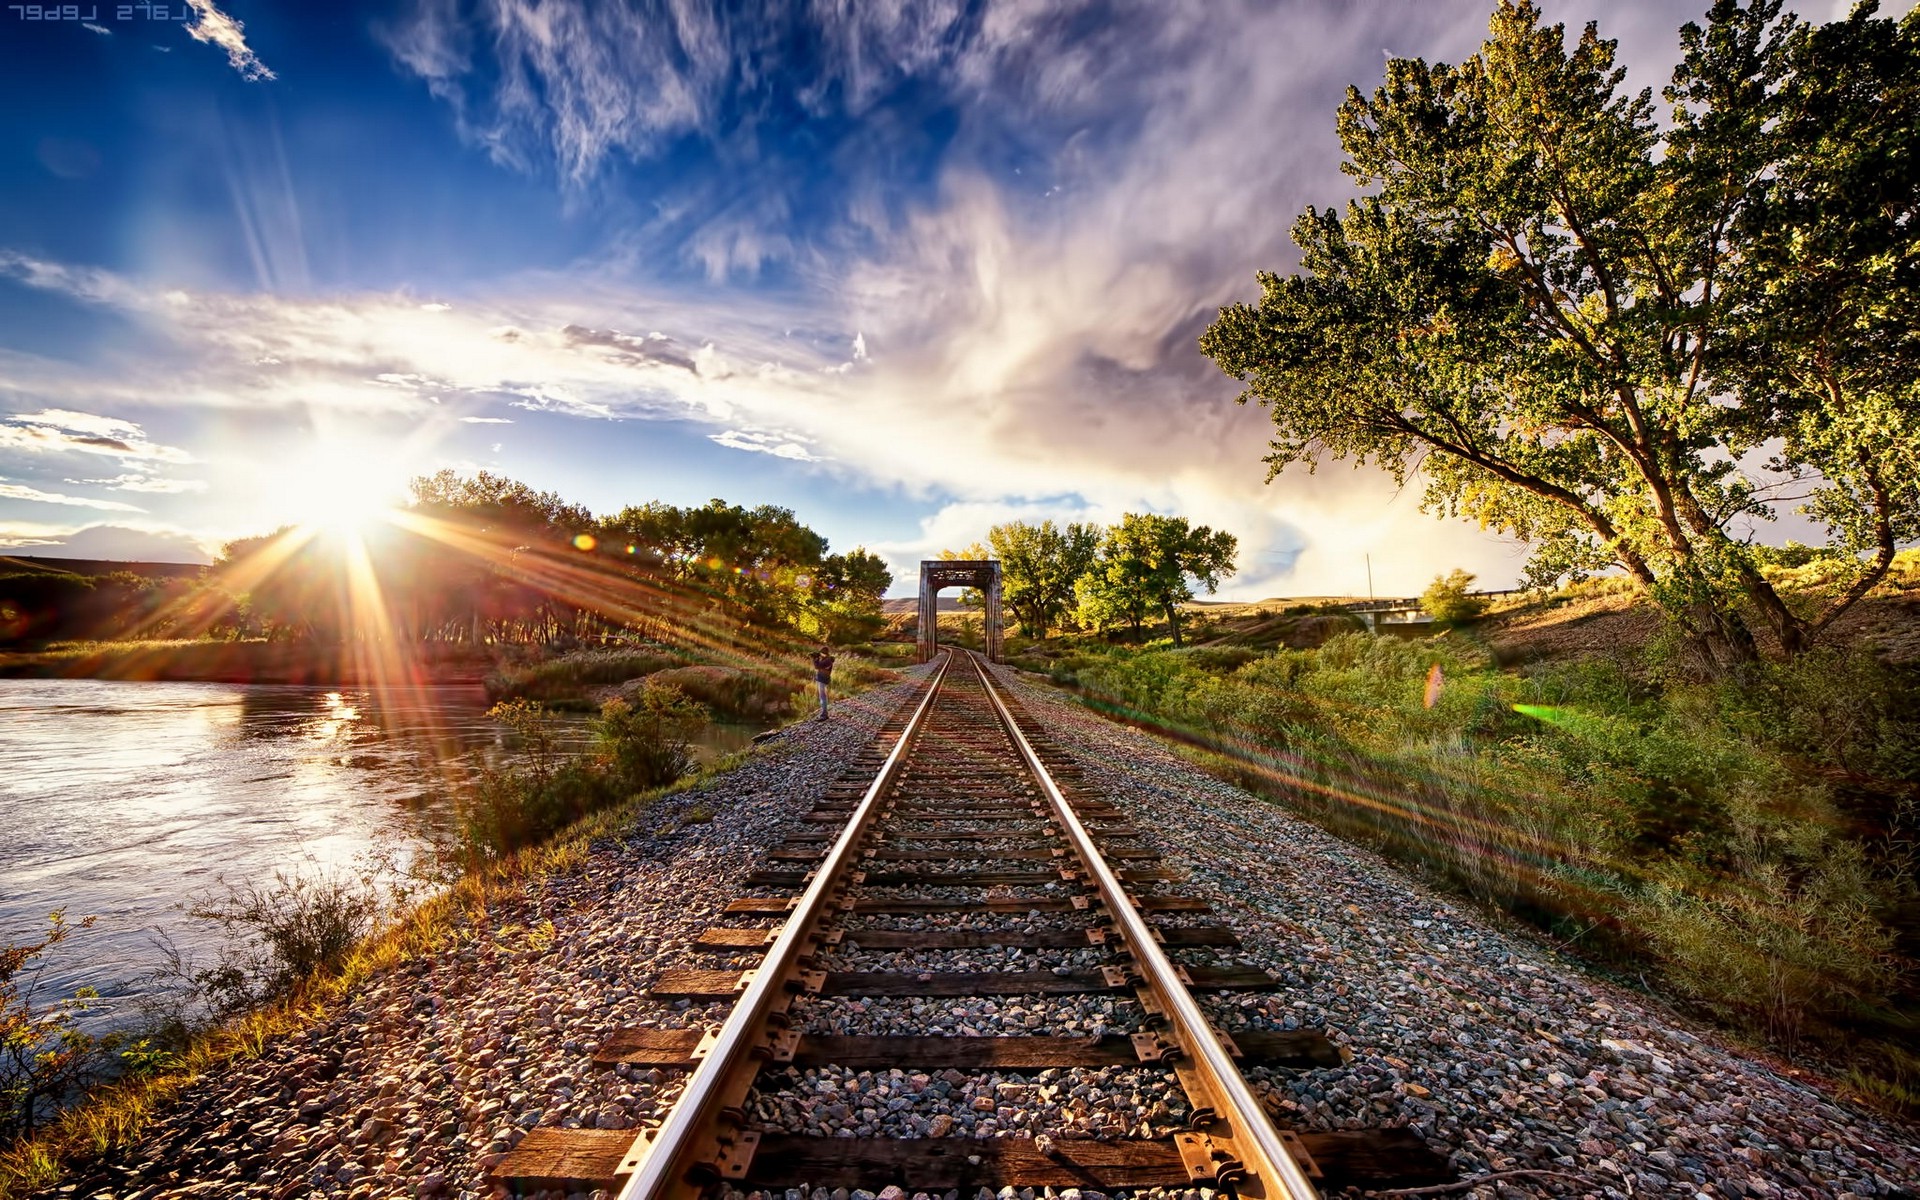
[{"left": 40, "top": 660, "right": 1919, "bottom": 1200}]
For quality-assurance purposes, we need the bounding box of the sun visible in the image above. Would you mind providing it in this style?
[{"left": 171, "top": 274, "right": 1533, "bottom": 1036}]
[{"left": 273, "top": 440, "right": 409, "bottom": 535}]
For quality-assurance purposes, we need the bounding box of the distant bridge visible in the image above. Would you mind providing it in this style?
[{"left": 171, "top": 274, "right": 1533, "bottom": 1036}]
[{"left": 1337, "top": 589, "right": 1524, "bottom": 630}]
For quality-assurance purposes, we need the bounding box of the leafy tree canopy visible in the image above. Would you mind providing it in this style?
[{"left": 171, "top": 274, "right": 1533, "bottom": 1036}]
[
  {"left": 1078, "top": 513, "right": 1237, "bottom": 647},
  {"left": 1200, "top": 0, "right": 1920, "bottom": 667},
  {"left": 988, "top": 519, "right": 1104, "bottom": 637}
]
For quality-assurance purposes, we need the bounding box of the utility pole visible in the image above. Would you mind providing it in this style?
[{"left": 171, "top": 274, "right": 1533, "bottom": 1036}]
[{"left": 1365, "top": 553, "right": 1374, "bottom": 603}]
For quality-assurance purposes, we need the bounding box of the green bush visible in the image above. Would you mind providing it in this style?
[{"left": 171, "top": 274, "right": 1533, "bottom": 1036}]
[
  {"left": 1058, "top": 632, "right": 1917, "bottom": 1072},
  {"left": 1421, "top": 568, "right": 1488, "bottom": 626},
  {"left": 598, "top": 684, "right": 706, "bottom": 793},
  {"left": 454, "top": 690, "right": 712, "bottom": 862},
  {"left": 647, "top": 665, "right": 797, "bottom": 721}
]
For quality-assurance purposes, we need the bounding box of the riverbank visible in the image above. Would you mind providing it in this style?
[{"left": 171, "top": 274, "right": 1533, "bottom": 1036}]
[
  {"left": 0, "top": 668, "right": 934, "bottom": 1200},
  {"left": 0, "top": 641, "right": 496, "bottom": 686}
]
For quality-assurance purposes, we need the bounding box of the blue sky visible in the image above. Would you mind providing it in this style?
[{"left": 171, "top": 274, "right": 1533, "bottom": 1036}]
[{"left": 0, "top": 0, "right": 1865, "bottom": 597}]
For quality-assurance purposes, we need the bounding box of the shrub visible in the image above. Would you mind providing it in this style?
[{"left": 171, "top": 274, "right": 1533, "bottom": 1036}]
[
  {"left": 181, "top": 868, "right": 383, "bottom": 1016},
  {"left": 1055, "top": 631, "right": 1918, "bottom": 1075},
  {"left": 1421, "top": 568, "right": 1487, "bottom": 626},
  {"left": 597, "top": 685, "right": 706, "bottom": 793},
  {"left": 1, "top": 913, "right": 114, "bottom": 1140},
  {"left": 646, "top": 665, "right": 796, "bottom": 721},
  {"left": 453, "top": 689, "right": 711, "bottom": 862}
]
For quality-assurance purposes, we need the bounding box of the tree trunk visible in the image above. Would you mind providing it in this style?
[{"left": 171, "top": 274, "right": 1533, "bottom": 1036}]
[
  {"left": 1681, "top": 601, "right": 1761, "bottom": 676},
  {"left": 1165, "top": 601, "right": 1183, "bottom": 648}
]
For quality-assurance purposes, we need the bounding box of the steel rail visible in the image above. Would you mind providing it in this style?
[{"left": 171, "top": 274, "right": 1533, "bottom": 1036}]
[
  {"left": 971, "top": 652, "right": 1323, "bottom": 1200},
  {"left": 617, "top": 651, "right": 954, "bottom": 1200}
]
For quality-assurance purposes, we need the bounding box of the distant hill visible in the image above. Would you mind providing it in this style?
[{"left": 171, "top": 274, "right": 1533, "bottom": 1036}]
[
  {"left": 0, "top": 556, "right": 206, "bottom": 580},
  {"left": 880, "top": 596, "right": 973, "bottom": 614}
]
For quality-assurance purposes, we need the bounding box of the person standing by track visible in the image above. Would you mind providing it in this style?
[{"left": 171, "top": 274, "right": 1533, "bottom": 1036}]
[{"left": 810, "top": 645, "right": 836, "bottom": 720}]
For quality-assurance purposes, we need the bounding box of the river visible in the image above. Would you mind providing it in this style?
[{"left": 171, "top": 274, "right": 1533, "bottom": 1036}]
[{"left": 0, "top": 679, "right": 760, "bottom": 1029}]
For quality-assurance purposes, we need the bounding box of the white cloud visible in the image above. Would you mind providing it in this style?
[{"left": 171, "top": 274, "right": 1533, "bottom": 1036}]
[
  {"left": 0, "top": 409, "right": 193, "bottom": 464},
  {"left": 708, "top": 428, "right": 820, "bottom": 462},
  {"left": 185, "top": 0, "right": 276, "bottom": 81},
  {"left": 0, "top": 480, "right": 145, "bottom": 512},
  {"left": 460, "top": 416, "right": 514, "bottom": 424},
  {"left": 82, "top": 21, "right": 110, "bottom": 35},
  {"left": 66, "top": 473, "right": 209, "bottom": 495},
  {"left": 0, "top": 520, "right": 215, "bottom": 562}
]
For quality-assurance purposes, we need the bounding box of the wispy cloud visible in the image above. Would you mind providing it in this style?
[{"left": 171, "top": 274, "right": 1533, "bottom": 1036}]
[
  {"left": 185, "top": 0, "right": 276, "bottom": 82},
  {"left": 82, "top": 21, "right": 110, "bottom": 35},
  {"left": 459, "top": 416, "right": 514, "bottom": 424},
  {"left": 67, "top": 473, "right": 209, "bottom": 495},
  {"left": 708, "top": 428, "right": 819, "bottom": 462},
  {"left": 0, "top": 410, "right": 193, "bottom": 464},
  {"left": 0, "top": 480, "right": 145, "bottom": 512}
]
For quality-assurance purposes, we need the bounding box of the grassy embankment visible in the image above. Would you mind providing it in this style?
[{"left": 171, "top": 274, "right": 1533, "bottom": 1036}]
[
  {"left": 1010, "top": 551, "right": 1920, "bottom": 1114},
  {"left": 483, "top": 643, "right": 904, "bottom": 718},
  {"left": 0, "top": 639, "right": 499, "bottom": 685},
  {"left": 0, "top": 636, "right": 907, "bottom": 1197}
]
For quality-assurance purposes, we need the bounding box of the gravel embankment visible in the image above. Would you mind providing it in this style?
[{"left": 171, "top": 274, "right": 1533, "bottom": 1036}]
[
  {"left": 978, "top": 663, "right": 1920, "bottom": 1200},
  {"left": 47, "top": 659, "right": 1920, "bottom": 1200}
]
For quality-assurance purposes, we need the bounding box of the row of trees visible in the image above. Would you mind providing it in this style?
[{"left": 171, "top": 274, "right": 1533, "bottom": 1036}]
[
  {"left": 0, "top": 472, "right": 893, "bottom": 648},
  {"left": 1201, "top": 0, "right": 1919, "bottom": 669},
  {"left": 962, "top": 513, "right": 1239, "bottom": 647},
  {"left": 229, "top": 473, "right": 893, "bottom": 647}
]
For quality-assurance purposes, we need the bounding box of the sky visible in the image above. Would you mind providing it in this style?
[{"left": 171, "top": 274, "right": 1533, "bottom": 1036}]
[{"left": 0, "top": 0, "right": 1874, "bottom": 599}]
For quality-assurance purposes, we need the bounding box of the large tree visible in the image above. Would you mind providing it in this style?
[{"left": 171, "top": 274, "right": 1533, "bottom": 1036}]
[
  {"left": 1200, "top": 0, "right": 1919, "bottom": 669},
  {"left": 1078, "top": 514, "right": 1237, "bottom": 647},
  {"left": 988, "top": 519, "right": 1104, "bottom": 637}
]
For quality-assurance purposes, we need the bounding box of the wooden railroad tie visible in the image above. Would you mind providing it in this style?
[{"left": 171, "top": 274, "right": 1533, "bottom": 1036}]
[
  {"left": 490, "top": 1129, "right": 1450, "bottom": 1194},
  {"left": 589, "top": 1029, "right": 1346, "bottom": 1071},
  {"left": 646, "top": 965, "right": 1278, "bottom": 1000}
]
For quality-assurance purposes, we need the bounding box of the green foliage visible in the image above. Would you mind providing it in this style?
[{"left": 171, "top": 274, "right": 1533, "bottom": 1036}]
[
  {"left": 1, "top": 913, "right": 114, "bottom": 1141},
  {"left": 988, "top": 520, "right": 1103, "bottom": 637},
  {"left": 603, "top": 497, "right": 835, "bottom": 625},
  {"left": 1200, "top": 0, "right": 1920, "bottom": 665},
  {"left": 595, "top": 685, "right": 706, "bottom": 794},
  {"left": 1421, "top": 569, "right": 1487, "bottom": 626},
  {"left": 646, "top": 665, "right": 798, "bottom": 721},
  {"left": 1076, "top": 514, "right": 1237, "bottom": 647},
  {"left": 455, "top": 689, "right": 715, "bottom": 862},
  {"left": 1061, "top": 633, "right": 1918, "bottom": 1070}
]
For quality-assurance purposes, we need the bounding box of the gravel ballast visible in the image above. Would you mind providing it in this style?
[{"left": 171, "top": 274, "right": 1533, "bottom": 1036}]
[
  {"left": 977, "top": 663, "right": 1920, "bottom": 1199},
  {"left": 45, "top": 657, "right": 1920, "bottom": 1200}
]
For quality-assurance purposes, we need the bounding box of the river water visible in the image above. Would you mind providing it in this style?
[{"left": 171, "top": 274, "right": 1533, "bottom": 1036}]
[{"left": 0, "top": 679, "right": 759, "bottom": 1028}]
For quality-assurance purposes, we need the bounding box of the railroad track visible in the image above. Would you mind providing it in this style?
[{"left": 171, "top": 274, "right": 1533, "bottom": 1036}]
[{"left": 493, "top": 651, "right": 1454, "bottom": 1198}]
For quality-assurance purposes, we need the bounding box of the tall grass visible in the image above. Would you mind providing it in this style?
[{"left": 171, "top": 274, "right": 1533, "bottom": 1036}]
[
  {"left": 484, "top": 648, "right": 685, "bottom": 704},
  {"left": 1049, "top": 633, "right": 1918, "bottom": 1095}
]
